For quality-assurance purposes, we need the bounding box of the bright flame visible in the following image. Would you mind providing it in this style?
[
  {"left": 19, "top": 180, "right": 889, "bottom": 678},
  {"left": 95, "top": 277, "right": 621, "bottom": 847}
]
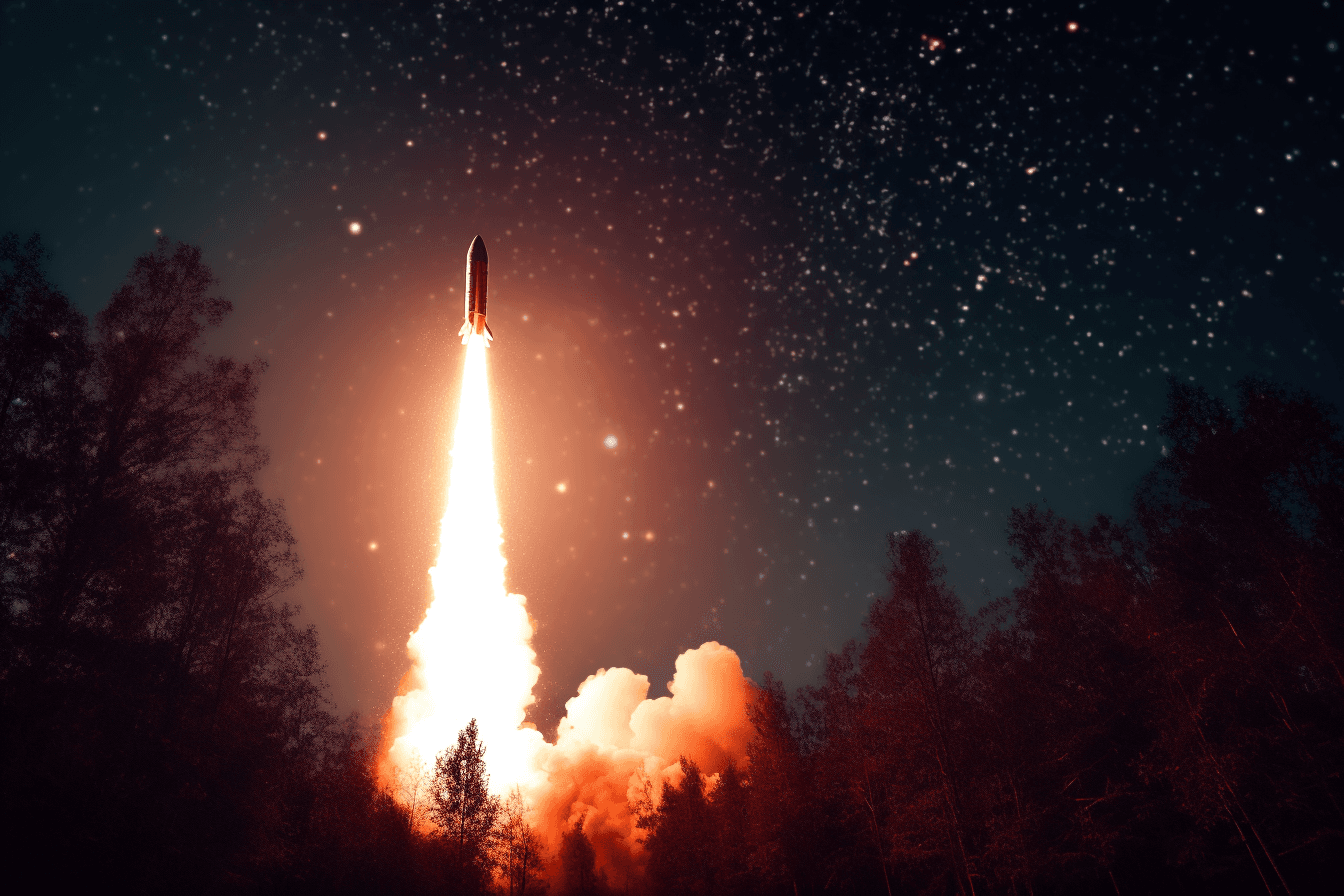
[
  {"left": 383, "top": 333, "right": 542, "bottom": 793},
  {"left": 382, "top": 332, "right": 758, "bottom": 880}
]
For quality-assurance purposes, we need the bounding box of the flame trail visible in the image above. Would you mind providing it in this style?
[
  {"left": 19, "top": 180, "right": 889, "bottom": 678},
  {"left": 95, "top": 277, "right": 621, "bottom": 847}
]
[
  {"left": 383, "top": 333, "right": 542, "bottom": 792},
  {"left": 383, "top": 333, "right": 757, "bottom": 879}
]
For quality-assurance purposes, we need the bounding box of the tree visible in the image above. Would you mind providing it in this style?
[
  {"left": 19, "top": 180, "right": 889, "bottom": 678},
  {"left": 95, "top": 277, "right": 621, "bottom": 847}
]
[
  {"left": 269, "top": 714, "right": 426, "bottom": 895},
  {"left": 980, "top": 377, "right": 1344, "bottom": 894},
  {"left": 639, "top": 757, "right": 715, "bottom": 896},
  {"left": 995, "top": 507, "right": 1163, "bottom": 893},
  {"left": 25, "top": 237, "right": 269, "bottom": 640},
  {"left": 807, "top": 646, "right": 901, "bottom": 896},
  {"left": 390, "top": 749, "right": 436, "bottom": 833},
  {"left": 709, "top": 763, "right": 753, "bottom": 896},
  {"left": 498, "top": 787, "right": 548, "bottom": 896},
  {"left": 1131, "top": 378, "right": 1344, "bottom": 891},
  {"left": 637, "top": 756, "right": 757, "bottom": 896},
  {"left": 558, "top": 816, "right": 603, "bottom": 896},
  {"left": 430, "top": 719, "right": 502, "bottom": 892},
  {"left": 0, "top": 235, "right": 345, "bottom": 892},
  {"left": 0, "top": 232, "right": 89, "bottom": 663},
  {"left": 858, "top": 530, "right": 981, "bottom": 896},
  {"left": 743, "top": 674, "right": 823, "bottom": 895}
]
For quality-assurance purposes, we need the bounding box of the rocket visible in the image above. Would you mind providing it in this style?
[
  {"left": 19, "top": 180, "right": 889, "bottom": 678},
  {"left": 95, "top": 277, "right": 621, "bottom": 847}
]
[{"left": 459, "top": 234, "right": 494, "bottom": 345}]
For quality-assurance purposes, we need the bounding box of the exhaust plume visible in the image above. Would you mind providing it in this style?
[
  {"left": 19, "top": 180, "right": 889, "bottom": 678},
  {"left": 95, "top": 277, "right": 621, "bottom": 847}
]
[
  {"left": 382, "top": 333, "right": 542, "bottom": 791},
  {"left": 382, "top": 331, "right": 754, "bottom": 878},
  {"left": 529, "top": 642, "right": 755, "bottom": 875}
]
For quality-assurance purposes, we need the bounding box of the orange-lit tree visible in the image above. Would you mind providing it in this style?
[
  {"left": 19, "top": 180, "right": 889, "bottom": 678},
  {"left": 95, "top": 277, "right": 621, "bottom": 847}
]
[{"left": 497, "top": 787, "right": 547, "bottom": 896}]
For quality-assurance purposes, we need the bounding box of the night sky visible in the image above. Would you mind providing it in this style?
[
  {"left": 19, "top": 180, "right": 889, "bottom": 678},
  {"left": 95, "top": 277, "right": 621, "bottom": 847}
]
[{"left": 4, "top": 0, "right": 1341, "bottom": 733}]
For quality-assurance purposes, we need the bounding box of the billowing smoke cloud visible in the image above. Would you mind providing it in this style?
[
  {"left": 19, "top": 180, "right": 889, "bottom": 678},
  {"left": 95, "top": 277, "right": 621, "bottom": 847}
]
[{"left": 522, "top": 641, "right": 755, "bottom": 876}]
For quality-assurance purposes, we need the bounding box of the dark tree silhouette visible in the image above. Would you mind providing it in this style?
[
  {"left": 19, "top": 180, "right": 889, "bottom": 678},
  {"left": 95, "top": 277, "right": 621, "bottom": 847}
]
[
  {"left": 1130, "top": 378, "right": 1344, "bottom": 891},
  {"left": 1, "top": 233, "right": 89, "bottom": 661},
  {"left": 709, "top": 762, "right": 753, "bottom": 896},
  {"left": 860, "top": 530, "right": 981, "bottom": 895},
  {"left": 996, "top": 507, "right": 1167, "bottom": 892},
  {"left": 637, "top": 756, "right": 757, "bottom": 896},
  {"left": 498, "top": 787, "right": 548, "bottom": 896},
  {"left": 808, "top": 645, "right": 902, "bottom": 896},
  {"left": 0, "top": 235, "right": 409, "bottom": 894},
  {"left": 558, "top": 816, "right": 605, "bottom": 896},
  {"left": 639, "top": 757, "right": 715, "bottom": 895},
  {"left": 430, "top": 718, "right": 502, "bottom": 892},
  {"left": 742, "top": 674, "right": 824, "bottom": 895}
]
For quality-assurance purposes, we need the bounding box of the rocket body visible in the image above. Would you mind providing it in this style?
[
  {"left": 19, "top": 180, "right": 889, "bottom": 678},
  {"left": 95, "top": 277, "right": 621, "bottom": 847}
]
[{"left": 460, "top": 234, "right": 493, "bottom": 345}]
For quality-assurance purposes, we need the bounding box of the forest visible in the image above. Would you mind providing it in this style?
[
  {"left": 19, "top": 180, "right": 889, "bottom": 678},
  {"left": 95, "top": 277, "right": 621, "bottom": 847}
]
[{"left": 2, "top": 233, "right": 1341, "bottom": 894}]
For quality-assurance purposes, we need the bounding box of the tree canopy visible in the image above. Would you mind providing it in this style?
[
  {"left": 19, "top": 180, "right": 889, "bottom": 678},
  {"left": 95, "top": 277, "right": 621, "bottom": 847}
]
[
  {"left": 635, "top": 377, "right": 1344, "bottom": 896},
  {"left": 1, "top": 235, "right": 420, "bottom": 893}
]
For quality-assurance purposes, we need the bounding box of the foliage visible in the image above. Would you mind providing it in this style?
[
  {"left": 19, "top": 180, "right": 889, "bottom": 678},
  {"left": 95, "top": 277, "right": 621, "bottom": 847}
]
[
  {"left": 429, "top": 718, "right": 503, "bottom": 891},
  {"left": 0, "top": 235, "right": 423, "bottom": 894},
  {"left": 558, "top": 816, "right": 605, "bottom": 896},
  {"left": 635, "top": 376, "right": 1344, "bottom": 896},
  {"left": 7, "top": 233, "right": 1342, "bottom": 893},
  {"left": 499, "top": 787, "right": 548, "bottom": 896}
]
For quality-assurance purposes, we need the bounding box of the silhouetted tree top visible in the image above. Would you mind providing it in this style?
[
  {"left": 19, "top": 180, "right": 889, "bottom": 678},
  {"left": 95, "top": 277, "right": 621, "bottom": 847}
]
[
  {"left": 1, "top": 234, "right": 329, "bottom": 893},
  {"left": 1139, "top": 376, "right": 1343, "bottom": 552},
  {"left": 0, "top": 232, "right": 87, "bottom": 443},
  {"left": 1, "top": 234, "right": 89, "bottom": 633},
  {"left": 559, "top": 816, "right": 603, "bottom": 896},
  {"left": 430, "top": 718, "right": 501, "bottom": 894},
  {"left": 93, "top": 237, "right": 262, "bottom": 478}
]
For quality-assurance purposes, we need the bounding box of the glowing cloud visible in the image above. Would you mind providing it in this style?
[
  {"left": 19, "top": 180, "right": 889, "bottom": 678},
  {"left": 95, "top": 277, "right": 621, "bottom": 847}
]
[{"left": 528, "top": 642, "right": 755, "bottom": 873}]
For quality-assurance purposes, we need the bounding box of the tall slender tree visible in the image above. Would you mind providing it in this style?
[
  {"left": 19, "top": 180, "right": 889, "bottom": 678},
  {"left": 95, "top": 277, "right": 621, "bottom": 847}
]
[
  {"left": 498, "top": 787, "right": 547, "bottom": 896},
  {"left": 860, "top": 530, "right": 981, "bottom": 895},
  {"left": 430, "top": 719, "right": 502, "bottom": 892},
  {"left": 744, "top": 674, "right": 822, "bottom": 895},
  {"left": 997, "top": 507, "right": 1162, "bottom": 892}
]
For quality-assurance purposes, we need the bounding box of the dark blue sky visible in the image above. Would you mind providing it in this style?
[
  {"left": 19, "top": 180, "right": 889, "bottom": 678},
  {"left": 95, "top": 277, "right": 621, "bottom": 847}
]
[{"left": 3, "top": 0, "right": 1341, "bottom": 730}]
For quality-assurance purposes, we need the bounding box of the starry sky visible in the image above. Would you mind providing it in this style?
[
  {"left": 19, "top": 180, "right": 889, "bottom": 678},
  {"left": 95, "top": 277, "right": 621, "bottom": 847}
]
[{"left": 4, "top": 0, "right": 1341, "bottom": 732}]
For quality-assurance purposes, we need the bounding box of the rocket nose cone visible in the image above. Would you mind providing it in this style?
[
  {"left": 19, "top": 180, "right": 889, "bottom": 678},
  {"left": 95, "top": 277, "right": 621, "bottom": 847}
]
[{"left": 468, "top": 234, "right": 487, "bottom": 265}]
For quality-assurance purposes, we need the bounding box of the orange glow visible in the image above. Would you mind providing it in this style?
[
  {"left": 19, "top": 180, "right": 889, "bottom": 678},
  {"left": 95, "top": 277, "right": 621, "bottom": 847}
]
[
  {"left": 528, "top": 642, "right": 756, "bottom": 874},
  {"left": 379, "top": 333, "right": 757, "bottom": 879},
  {"left": 382, "top": 333, "right": 542, "bottom": 795}
]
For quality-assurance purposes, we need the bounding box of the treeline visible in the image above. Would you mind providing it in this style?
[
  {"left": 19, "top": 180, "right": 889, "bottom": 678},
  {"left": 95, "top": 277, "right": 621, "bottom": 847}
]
[
  {"left": 6, "top": 233, "right": 1343, "bottom": 894},
  {"left": 640, "top": 377, "right": 1344, "bottom": 895},
  {"left": 0, "top": 234, "right": 457, "bottom": 893}
]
